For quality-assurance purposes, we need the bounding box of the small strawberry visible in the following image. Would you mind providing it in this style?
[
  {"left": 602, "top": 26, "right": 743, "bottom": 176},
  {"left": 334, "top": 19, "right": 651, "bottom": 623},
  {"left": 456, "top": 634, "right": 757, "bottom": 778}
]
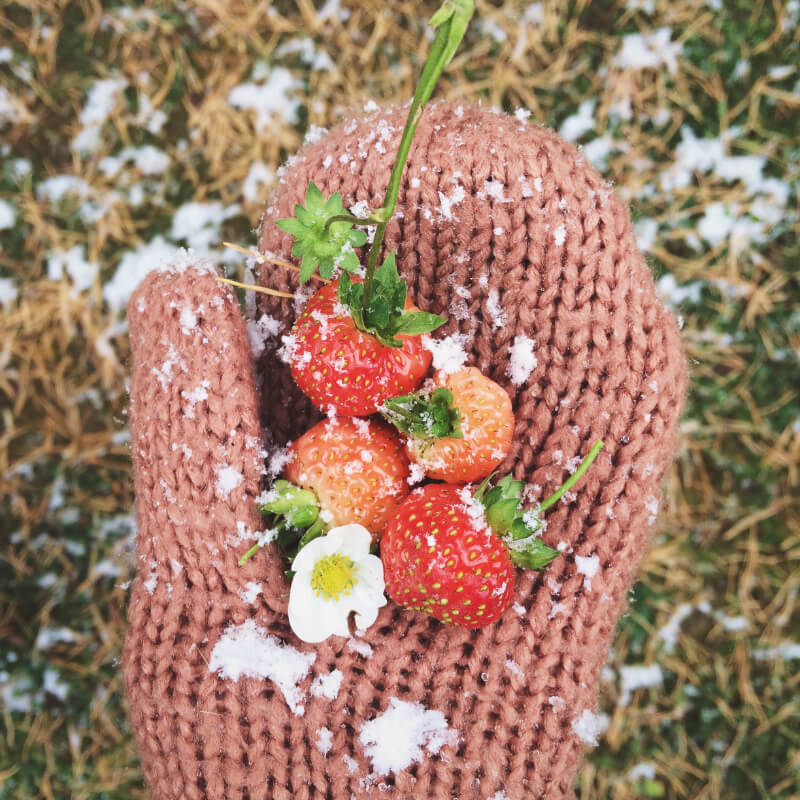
[
  {"left": 283, "top": 262, "right": 440, "bottom": 416},
  {"left": 284, "top": 416, "right": 411, "bottom": 542},
  {"left": 381, "top": 441, "right": 605, "bottom": 628},
  {"left": 382, "top": 367, "right": 513, "bottom": 484}
]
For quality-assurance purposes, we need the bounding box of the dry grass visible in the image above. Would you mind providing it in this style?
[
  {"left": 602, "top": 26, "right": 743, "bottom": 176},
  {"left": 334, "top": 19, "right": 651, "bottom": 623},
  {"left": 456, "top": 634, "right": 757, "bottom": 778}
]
[{"left": 1, "top": 1, "right": 798, "bottom": 798}]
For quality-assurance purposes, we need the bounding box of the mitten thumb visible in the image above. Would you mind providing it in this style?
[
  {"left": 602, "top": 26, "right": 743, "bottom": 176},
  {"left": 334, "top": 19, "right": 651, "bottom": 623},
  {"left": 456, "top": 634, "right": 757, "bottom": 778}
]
[{"left": 127, "top": 261, "right": 288, "bottom": 610}]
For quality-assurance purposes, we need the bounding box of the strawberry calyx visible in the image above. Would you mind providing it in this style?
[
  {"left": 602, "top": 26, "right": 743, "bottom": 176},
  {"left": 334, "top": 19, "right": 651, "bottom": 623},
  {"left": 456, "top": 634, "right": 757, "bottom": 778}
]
[
  {"left": 381, "top": 386, "right": 463, "bottom": 441},
  {"left": 475, "top": 475, "right": 559, "bottom": 570},
  {"left": 472, "top": 440, "right": 605, "bottom": 571},
  {"left": 337, "top": 252, "right": 446, "bottom": 348},
  {"left": 239, "top": 479, "right": 327, "bottom": 567},
  {"left": 276, "top": 182, "right": 368, "bottom": 283}
]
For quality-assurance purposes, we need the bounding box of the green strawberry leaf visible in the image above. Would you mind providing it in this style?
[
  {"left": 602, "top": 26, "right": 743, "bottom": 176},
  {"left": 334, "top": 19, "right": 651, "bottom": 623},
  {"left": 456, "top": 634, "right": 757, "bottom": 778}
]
[
  {"left": 338, "top": 251, "right": 446, "bottom": 347},
  {"left": 507, "top": 539, "right": 559, "bottom": 570},
  {"left": 393, "top": 312, "right": 448, "bottom": 336},
  {"left": 276, "top": 181, "right": 367, "bottom": 283},
  {"left": 382, "top": 386, "right": 463, "bottom": 440}
]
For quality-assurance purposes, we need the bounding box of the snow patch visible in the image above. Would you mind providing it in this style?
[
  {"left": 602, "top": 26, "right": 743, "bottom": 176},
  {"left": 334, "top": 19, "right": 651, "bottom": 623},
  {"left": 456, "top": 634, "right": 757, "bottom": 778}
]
[
  {"left": 507, "top": 335, "right": 537, "bottom": 386},
  {"left": 208, "top": 619, "right": 316, "bottom": 715},
  {"left": 358, "top": 697, "right": 458, "bottom": 775},
  {"left": 215, "top": 465, "right": 243, "bottom": 497},
  {"left": 310, "top": 669, "right": 344, "bottom": 700},
  {"left": 422, "top": 333, "right": 469, "bottom": 375},
  {"left": 575, "top": 554, "right": 600, "bottom": 590},
  {"left": 619, "top": 664, "right": 663, "bottom": 705},
  {"left": 238, "top": 581, "right": 262, "bottom": 604}
]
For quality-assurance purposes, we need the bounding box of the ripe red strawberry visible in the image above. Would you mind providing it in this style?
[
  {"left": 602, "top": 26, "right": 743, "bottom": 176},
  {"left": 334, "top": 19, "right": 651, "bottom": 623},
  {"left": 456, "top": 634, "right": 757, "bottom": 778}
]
[
  {"left": 381, "top": 483, "right": 515, "bottom": 627},
  {"left": 283, "top": 280, "right": 432, "bottom": 417},
  {"left": 384, "top": 367, "right": 513, "bottom": 484},
  {"left": 284, "top": 416, "right": 411, "bottom": 542}
]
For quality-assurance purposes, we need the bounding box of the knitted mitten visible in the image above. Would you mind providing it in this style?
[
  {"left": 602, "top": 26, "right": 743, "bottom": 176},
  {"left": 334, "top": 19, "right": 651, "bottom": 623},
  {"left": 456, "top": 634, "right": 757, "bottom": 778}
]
[{"left": 123, "top": 103, "right": 686, "bottom": 800}]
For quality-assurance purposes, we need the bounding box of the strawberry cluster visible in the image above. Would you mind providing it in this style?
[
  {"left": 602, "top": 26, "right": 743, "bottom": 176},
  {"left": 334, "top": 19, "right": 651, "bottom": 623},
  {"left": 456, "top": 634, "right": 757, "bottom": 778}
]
[
  {"left": 232, "top": 0, "right": 602, "bottom": 637},
  {"left": 241, "top": 236, "right": 602, "bottom": 630}
]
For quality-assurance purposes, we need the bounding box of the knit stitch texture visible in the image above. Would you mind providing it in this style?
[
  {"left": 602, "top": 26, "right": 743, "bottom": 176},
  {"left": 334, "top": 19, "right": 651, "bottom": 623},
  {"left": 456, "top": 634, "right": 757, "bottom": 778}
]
[{"left": 123, "top": 102, "right": 687, "bottom": 800}]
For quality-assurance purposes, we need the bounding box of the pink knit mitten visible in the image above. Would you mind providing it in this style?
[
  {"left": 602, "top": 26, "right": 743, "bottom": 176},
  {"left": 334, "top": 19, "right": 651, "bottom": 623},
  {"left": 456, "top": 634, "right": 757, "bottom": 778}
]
[{"left": 123, "top": 103, "right": 686, "bottom": 800}]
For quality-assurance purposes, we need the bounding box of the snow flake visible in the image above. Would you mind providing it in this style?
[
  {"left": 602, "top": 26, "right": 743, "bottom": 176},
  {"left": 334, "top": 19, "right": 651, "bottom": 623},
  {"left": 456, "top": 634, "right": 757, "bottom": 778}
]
[
  {"left": 215, "top": 465, "right": 243, "bottom": 497},
  {"left": 316, "top": 726, "right": 334, "bottom": 755},
  {"left": 571, "top": 709, "right": 609, "bottom": 746},
  {"left": 507, "top": 335, "right": 537, "bottom": 386},
  {"left": 238, "top": 581, "right": 262, "bottom": 604},
  {"left": 422, "top": 333, "right": 469, "bottom": 375},
  {"left": 575, "top": 554, "right": 600, "bottom": 590},
  {"left": 358, "top": 698, "right": 458, "bottom": 775}
]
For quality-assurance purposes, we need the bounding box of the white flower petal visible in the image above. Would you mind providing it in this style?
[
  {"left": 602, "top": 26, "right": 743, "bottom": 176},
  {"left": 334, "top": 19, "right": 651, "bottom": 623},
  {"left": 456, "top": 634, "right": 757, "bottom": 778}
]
[
  {"left": 330, "top": 524, "right": 372, "bottom": 560},
  {"left": 289, "top": 583, "right": 351, "bottom": 643}
]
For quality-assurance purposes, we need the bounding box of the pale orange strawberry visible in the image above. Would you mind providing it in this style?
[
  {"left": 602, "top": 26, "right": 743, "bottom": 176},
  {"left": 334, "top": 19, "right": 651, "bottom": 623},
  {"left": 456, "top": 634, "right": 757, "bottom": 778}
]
[
  {"left": 402, "top": 367, "right": 513, "bottom": 484},
  {"left": 284, "top": 416, "right": 410, "bottom": 542}
]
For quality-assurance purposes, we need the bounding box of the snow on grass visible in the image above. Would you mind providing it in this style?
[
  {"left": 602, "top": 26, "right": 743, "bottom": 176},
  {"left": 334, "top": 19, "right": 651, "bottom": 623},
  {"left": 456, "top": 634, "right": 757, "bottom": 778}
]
[
  {"left": 98, "top": 145, "right": 169, "bottom": 177},
  {"left": 228, "top": 66, "right": 302, "bottom": 130},
  {"left": 310, "top": 669, "right": 344, "bottom": 700},
  {"left": 243, "top": 162, "right": 274, "bottom": 203},
  {"left": 208, "top": 618, "right": 316, "bottom": 715},
  {"left": 560, "top": 99, "right": 596, "bottom": 141},
  {"left": 657, "top": 602, "right": 693, "bottom": 651},
  {"left": 358, "top": 697, "right": 458, "bottom": 775},
  {"left": 43, "top": 668, "right": 69, "bottom": 701},
  {"left": 571, "top": 708, "right": 610, "bottom": 746},
  {"left": 0, "top": 198, "right": 15, "bottom": 229},
  {"left": 170, "top": 201, "right": 239, "bottom": 250},
  {"left": 634, "top": 218, "right": 658, "bottom": 252},
  {"left": 422, "top": 333, "right": 469, "bottom": 375},
  {"left": 628, "top": 763, "right": 657, "bottom": 781},
  {"left": 614, "top": 28, "right": 683, "bottom": 74},
  {"left": 72, "top": 77, "right": 127, "bottom": 153},
  {"left": 752, "top": 641, "right": 800, "bottom": 660},
  {"left": 275, "top": 37, "right": 335, "bottom": 71},
  {"left": 0, "top": 278, "right": 19, "bottom": 308},
  {"left": 36, "top": 627, "right": 77, "bottom": 650},
  {"left": 619, "top": 664, "right": 664, "bottom": 705},
  {"left": 47, "top": 246, "right": 98, "bottom": 293},
  {"left": 656, "top": 273, "right": 704, "bottom": 309}
]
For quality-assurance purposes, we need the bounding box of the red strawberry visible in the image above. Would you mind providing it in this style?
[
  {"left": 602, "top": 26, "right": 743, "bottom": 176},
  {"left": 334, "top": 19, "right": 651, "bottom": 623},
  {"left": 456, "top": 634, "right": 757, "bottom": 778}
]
[
  {"left": 285, "top": 416, "right": 411, "bottom": 542},
  {"left": 283, "top": 280, "right": 432, "bottom": 417},
  {"left": 384, "top": 367, "right": 514, "bottom": 484},
  {"left": 381, "top": 483, "right": 515, "bottom": 627}
]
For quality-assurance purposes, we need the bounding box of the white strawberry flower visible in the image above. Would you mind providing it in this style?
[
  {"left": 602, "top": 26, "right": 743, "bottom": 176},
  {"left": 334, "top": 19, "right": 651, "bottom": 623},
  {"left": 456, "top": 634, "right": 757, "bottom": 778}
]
[{"left": 288, "top": 524, "right": 387, "bottom": 643}]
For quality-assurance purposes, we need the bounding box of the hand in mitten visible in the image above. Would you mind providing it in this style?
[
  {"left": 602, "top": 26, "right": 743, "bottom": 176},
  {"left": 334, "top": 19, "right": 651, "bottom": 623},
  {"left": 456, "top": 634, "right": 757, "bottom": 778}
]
[{"left": 123, "top": 103, "right": 686, "bottom": 800}]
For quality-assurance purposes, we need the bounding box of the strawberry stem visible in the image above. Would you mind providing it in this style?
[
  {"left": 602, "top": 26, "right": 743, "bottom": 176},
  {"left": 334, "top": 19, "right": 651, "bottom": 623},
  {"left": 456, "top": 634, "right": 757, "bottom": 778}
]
[
  {"left": 539, "top": 440, "right": 605, "bottom": 512},
  {"left": 361, "top": 0, "right": 474, "bottom": 309}
]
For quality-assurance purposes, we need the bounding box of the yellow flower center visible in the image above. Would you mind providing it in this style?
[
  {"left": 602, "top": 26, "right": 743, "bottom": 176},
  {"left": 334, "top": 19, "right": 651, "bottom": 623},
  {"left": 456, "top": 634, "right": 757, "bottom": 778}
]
[{"left": 310, "top": 553, "right": 359, "bottom": 601}]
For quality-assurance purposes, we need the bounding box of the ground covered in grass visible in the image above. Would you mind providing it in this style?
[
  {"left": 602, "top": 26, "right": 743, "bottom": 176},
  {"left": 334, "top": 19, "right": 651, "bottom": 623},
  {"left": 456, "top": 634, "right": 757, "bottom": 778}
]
[{"left": 1, "top": 1, "right": 798, "bottom": 798}]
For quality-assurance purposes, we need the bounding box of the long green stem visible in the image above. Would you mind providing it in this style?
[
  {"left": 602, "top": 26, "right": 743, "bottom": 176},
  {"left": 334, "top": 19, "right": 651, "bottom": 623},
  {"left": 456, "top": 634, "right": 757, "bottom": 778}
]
[
  {"left": 361, "top": 0, "right": 474, "bottom": 308},
  {"left": 539, "top": 440, "right": 605, "bottom": 512}
]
